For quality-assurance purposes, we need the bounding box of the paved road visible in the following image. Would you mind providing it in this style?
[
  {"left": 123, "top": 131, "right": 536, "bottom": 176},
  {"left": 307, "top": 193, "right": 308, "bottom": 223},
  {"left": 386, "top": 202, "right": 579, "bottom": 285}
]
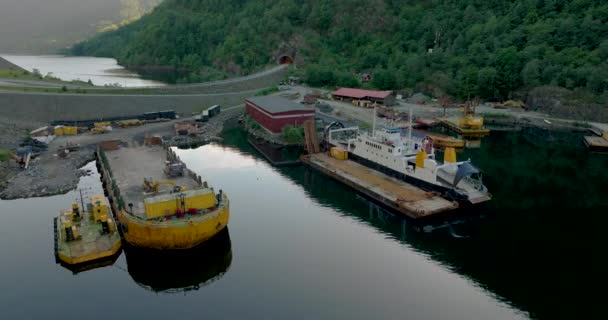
[
  {"left": 0, "top": 78, "right": 74, "bottom": 88},
  {"left": 0, "top": 64, "right": 289, "bottom": 93},
  {"left": 48, "top": 104, "right": 245, "bottom": 149},
  {"left": 0, "top": 63, "right": 284, "bottom": 124}
]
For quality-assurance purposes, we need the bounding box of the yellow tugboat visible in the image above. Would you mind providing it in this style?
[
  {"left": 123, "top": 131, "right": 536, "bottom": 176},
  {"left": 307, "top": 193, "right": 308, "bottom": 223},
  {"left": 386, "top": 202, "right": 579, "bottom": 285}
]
[
  {"left": 97, "top": 145, "right": 229, "bottom": 250},
  {"left": 54, "top": 195, "right": 122, "bottom": 266}
]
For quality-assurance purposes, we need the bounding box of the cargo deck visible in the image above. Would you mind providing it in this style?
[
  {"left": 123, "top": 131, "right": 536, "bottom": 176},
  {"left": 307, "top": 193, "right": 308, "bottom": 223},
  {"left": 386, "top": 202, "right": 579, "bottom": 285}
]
[
  {"left": 583, "top": 136, "right": 608, "bottom": 151},
  {"left": 54, "top": 205, "right": 121, "bottom": 266},
  {"left": 301, "top": 153, "right": 458, "bottom": 219},
  {"left": 105, "top": 146, "right": 204, "bottom": 218},
  {"left": 98, "top": 144, "right": 230, "bottom": 249}
]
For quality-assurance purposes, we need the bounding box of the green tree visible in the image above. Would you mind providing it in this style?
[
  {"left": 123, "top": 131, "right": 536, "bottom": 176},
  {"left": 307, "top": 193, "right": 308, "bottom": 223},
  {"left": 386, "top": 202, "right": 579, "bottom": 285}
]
[
  {"left": 457, "top": 67, "right": 478, "bottom": 99},
  {"left": 282, "top": 125, "right": 305, "bottom": 144},
  {"left": 372, "top": 69, "right": 397, "bottom": 90},
  {"left": 70, "top": 0, "right": 608, "bottom": 100},
  {"left": 496, "top": 47, "right": 522, "bottom": 98},
  {"left": 521, "top": 59, "right": 542, "bottom": 87},
  {"left": 587, "top": 64, "right": 608, "bottom": 93},
  {"left": 477, "top": 67, "right": 498, "bottom": 99}
]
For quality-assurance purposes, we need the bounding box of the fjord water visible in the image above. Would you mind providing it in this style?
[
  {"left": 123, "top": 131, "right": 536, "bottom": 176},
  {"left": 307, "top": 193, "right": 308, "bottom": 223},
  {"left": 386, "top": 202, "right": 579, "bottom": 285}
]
[
  {"left": 0, "top": 127, "right": 606, "bottom": 319},
  {"left": 1, "top": 55, "right": 164, "bottom": 87}
]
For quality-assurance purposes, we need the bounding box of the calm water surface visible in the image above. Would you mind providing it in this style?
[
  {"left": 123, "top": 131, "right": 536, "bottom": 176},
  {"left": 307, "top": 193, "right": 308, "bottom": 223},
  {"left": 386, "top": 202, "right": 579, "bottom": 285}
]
[
  {"left": 0, "top": 127, "right": 606, "bottom": 319},
  {"left": 1, "top": 55, "right": 164, "bottom": 87}
]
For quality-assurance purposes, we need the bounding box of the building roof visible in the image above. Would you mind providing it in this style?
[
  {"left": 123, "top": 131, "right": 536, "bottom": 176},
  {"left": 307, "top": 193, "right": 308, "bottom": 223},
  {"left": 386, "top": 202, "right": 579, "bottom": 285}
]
[
  {"left": 332, "top": 88, "right": 392, "bottom": 99},
  {"left": 247, "top": 96, "right": 314, "bottom": 114}
]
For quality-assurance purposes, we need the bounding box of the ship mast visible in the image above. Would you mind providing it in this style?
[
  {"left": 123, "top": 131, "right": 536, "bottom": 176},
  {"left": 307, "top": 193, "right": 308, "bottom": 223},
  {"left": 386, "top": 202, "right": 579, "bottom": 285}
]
[
  {"left": 407, "top": 107, "right": 413, "bottom": 149},
  {"left": 372, "top": 107, "right": 377, "bottom": 136}
]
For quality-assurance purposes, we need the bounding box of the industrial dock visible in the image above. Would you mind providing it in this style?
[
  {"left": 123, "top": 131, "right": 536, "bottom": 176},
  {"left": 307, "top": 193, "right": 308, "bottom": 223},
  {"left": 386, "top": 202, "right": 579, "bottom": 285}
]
[{"left": 301, "top": 153, "right": 458, "bottom": 219}]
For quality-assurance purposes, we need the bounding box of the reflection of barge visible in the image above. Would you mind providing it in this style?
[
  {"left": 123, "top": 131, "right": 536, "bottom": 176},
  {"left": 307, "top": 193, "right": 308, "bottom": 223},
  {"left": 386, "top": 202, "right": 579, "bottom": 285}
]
[
  {"left": 54, "top": 195, "right": 121, "bottom": 268},
  {"left": 125, "top": 228, "right": 232, "bottom": 293},
  {"left": 97, "top": 145, "right": 229, "bottom": 249}
]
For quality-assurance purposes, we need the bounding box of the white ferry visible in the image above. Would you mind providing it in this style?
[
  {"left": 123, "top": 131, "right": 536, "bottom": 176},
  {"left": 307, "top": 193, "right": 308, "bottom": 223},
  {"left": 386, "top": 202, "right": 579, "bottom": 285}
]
[{"left": 326, "top": 111, "right": 491, "bottom": 205}]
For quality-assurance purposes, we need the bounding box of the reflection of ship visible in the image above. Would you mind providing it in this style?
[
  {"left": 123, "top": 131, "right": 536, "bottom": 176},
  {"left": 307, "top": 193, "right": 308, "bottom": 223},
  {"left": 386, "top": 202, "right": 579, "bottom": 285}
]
[
  {"left": 124, "top": 228, "right": 232, "bottom": 293},
  {"left": 464, "top": 138, "right": 482, "bottom": 149},
  {"left": 54, "top": 194, "right": 122, "bottom": 273}
]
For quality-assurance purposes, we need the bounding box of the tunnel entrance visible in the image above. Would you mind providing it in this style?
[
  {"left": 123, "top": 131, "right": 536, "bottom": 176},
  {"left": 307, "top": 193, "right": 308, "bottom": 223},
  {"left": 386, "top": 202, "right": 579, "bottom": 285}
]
[{"left": 278, "top": 55, "right": 294, "bottom": 65}]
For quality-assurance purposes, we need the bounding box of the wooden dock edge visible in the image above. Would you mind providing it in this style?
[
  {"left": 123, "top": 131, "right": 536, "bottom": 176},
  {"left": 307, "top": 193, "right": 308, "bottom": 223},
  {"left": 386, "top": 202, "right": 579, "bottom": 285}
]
[{"left": 300, "top": 154, "right": 458, "bottom": 220}]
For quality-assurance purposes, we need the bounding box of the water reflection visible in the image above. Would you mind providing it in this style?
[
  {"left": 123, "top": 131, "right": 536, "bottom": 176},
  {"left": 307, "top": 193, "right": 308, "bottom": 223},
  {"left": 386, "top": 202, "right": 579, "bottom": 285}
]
[
  {"left": 1, "top": 55, "right": 165, "bottom": 87},
  {"left": 57, "top": 253, "right": 121, "bottom": 275},
  {"left": 124, "top": 228, "right": 232, "bottom": 293},
  {"left": 218, "top": 126, "right": 607, "bottom": 319}
]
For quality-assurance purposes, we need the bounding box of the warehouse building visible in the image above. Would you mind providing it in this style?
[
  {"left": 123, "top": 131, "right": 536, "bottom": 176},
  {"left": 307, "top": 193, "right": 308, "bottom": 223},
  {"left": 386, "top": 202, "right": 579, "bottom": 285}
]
[
  {"left": 245, "top": 96, "right": 315, "bottom": 134},
  {"left": 332, "top": 88, "right": 395, "bottom": 106}
]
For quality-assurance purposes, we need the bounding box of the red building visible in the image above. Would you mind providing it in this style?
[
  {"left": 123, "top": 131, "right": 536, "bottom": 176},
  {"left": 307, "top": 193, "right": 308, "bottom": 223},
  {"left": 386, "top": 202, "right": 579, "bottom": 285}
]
[
  {"left": 246, "top": 96, "right": 315, "bottom": 134},
  {"left": 332, "top": 87, "right": 396, "bottom": 106}
]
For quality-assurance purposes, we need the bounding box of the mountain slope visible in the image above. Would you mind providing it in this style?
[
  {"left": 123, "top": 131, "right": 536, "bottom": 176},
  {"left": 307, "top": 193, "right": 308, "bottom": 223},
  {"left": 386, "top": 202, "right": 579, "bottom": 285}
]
[
  {"left": 72, "top": 0, "right": 608, "bottom": 100},
  {"left": 0, "top": 0, "right": 159, "bottom": 54}
]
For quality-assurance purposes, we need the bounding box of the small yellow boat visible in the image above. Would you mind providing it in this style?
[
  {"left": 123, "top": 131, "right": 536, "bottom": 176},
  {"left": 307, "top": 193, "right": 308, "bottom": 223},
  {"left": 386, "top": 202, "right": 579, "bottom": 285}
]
[
  {"left": 54, "top": 195, "right": 121, "bottom": 266},
  {"left": 98, "top": 145, "right": 229, "bottom": 250}
]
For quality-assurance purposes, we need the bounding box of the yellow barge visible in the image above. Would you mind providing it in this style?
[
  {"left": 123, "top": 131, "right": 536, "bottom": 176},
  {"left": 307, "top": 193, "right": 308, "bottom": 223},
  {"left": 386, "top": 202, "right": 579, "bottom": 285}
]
[
  {"left": 438, "top": 117, "right": 490, "bottom": 136},
  {"left": 584, "top": 130, "right": 608, "bottom": 151},
  {"left": 97, "top": 145, "right": 229, "bottom": 250},
  {"left": 54, "top": 195, "right": 121, "bottom": 266}
]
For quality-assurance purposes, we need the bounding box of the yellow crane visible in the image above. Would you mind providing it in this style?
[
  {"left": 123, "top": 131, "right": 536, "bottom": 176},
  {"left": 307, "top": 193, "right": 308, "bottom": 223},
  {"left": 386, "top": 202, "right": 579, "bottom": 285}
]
[
  {"left": 143, "top": 178, "right": 186, "bottom": 194},
  {"left": 458, "top": 98, "right": 484, "bottom": 129}
]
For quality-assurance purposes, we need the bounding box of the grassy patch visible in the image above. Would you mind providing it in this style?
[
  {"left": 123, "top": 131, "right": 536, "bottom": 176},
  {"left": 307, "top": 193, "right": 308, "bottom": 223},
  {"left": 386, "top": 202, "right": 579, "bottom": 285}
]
[
  {"left": 572, "top": 121, "right": 592, "bottom": 128},
  {"left": 0, "top": 69, "right": 41, "bottom": 81},
  {"left": 0, "top": 85, "right": 153, "bottom": 95},
  {"left": 0, "top": 149, "right": 11, "bottom": 162},
  {"left": 282, "top": 125, "right": 305, "bottom": 144},
  {"left": 255, "top": 86, "right": 279, "bottom": 96},
  {"left": 0, "top": 68, "right": 95, "bottom": 87},
  {"left": 482, "top": 112, "right": 512, "bottom": 119},
  {"left": 244, "top": 115, "right": 261, "bottom": 130}
]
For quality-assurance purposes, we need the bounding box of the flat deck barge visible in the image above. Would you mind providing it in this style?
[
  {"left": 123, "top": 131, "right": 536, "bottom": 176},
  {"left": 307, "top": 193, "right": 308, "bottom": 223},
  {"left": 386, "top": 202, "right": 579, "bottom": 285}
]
[
  {"left": 301, "top": 153, "right": 458, "bottom": 219},
  {"left": 584, "top": 135, "right": 608, "bottom": 151},
  {"left": 97, "top": 145, "right": 229, "bottom": 250},
  {"left": 439, "top": 117, "right": 490, "bottom": 136}
]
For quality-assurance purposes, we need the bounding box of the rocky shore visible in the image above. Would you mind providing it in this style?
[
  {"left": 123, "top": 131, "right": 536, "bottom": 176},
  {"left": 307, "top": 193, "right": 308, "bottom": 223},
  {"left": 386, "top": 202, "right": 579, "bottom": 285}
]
[
  {"left": 0, "top": 146, "right": 95, "bottom": 200},
  {"left": 0, "top": 106, "right": 245, "bottom": 200}
]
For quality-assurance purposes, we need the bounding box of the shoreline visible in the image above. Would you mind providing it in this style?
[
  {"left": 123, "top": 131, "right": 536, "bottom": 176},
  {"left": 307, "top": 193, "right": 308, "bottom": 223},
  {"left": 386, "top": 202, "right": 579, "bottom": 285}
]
[
  {"left": 0, "top": 106, "right": 245, "bottom": 200},
  {"left": 0, "top": 100, "right": 605, "bottom": 201}
]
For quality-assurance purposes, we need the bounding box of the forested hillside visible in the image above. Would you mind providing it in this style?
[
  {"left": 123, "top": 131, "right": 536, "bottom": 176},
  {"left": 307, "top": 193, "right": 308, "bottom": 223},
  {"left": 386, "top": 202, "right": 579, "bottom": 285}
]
[{"left": 73, "top": 0, "right": 608, "bottom": 101}]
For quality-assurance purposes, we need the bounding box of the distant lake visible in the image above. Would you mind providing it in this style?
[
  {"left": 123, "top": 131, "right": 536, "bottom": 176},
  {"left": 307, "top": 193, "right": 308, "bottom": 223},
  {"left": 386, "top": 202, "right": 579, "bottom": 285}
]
[{"left": 0, "top": 55, "right": 165, "bottom": 87}]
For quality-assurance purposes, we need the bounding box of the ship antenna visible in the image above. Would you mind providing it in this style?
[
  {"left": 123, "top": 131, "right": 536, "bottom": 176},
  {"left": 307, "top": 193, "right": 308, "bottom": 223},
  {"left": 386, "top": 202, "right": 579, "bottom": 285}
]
[
  {"left": 372, "top": 106, "right": 377, "bottom": 136},
  {"left": 407, "top": 107, "right": 413, "bottom": 149}
]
